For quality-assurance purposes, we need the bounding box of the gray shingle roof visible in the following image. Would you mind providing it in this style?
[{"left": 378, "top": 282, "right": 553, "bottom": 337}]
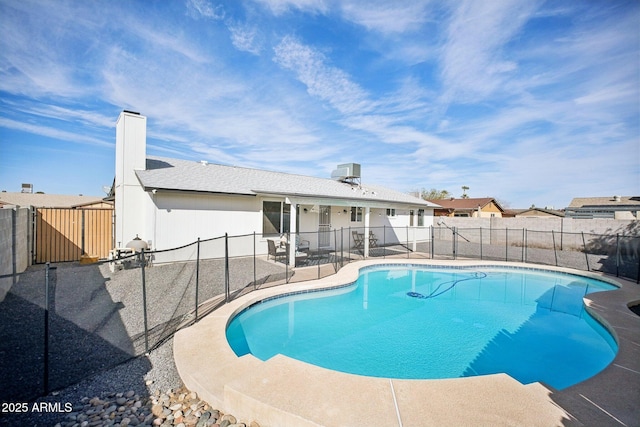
[
  {"left": 569, "top": 196, "right": 640, "bottom": 208},
  {"left": 136, "top": 157, "right": 436, "bottom": 207}
]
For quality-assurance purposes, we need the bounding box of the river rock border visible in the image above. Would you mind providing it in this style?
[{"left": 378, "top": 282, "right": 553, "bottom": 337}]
[{"left": 54, "top": 386, "right": 259, "bottom": 427}]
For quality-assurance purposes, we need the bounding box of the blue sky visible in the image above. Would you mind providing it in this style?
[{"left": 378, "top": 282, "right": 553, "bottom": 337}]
[{"left": 1, "top": 0, "right": 638, "bottom": 209}]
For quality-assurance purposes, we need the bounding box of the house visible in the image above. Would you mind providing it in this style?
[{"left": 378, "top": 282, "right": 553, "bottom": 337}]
[
  {"left": 425, "top": 197, "right": 504, "bottom": 218},
  {"left": 503, "top": 207, "right": 564, "bottom": 218},
  {"left": 114, "top": 111, "right": 437, "bottom": 265},
  {"left": 565, "top": 196, "right": 640, "bottom": 219},
  {"left": 0, "top": 192, "right": 110, "bottom": 209}
]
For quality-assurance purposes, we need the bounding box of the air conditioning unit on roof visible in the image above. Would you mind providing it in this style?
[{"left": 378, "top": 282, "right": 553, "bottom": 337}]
[
  {"left": 331, "top": 163, "right": 361, "bottom": 181},
  {"left": 21, "top": 183, "right": 33, "bottom": 194}
]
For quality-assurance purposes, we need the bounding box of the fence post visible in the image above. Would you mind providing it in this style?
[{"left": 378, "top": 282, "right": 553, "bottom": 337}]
[
  {"left": 225, "top": 233, "right": 230, "bottom": 301},
  {"left": 430, "top": 225, "right": 434, "bottom": 259},
  {"left": 43, "top": 262, "right": 50, "bottom": 395},
  {"left": 286, "top": 242, "right": 290, "bottom": 283},
  {"left": 524, "top": 229, "right": 528, "bottom": 263},
  {"left": 581, "top": 232, "right": 590, "bottom": 272},
  {"left": 615, "top": 233, "right": 620, "bottom": 278},
  {"left": 253, "top": 232, "right": 257, "bottom": 290},
  {"left": 140, "top": 249, "right": 149, "bottom": 354},
  {"left": 348, "top": 226, "right": 351, "bottom": 262},
  {"left": 340, "top": 228, "right": 344, "bottom": 268},
  {"left": 505, "top": 228, "right": 508, "bottom": 262},
  {"left": 406, "top": 226, "right": 410, "bottom": 259},
  {"left": 333, "top": 228, "right": 338, "bottom": 271},
  {"left": 195, "top": 238, "right": 200, "bottom": 322},
  {"left": 81, "top": 209, "right": 86, "bottom": 255},
  {"left": 479, "top": 227, "right": 483, "bottom": 260},
  {"left": 11, "top": 208, "right": 17, "bottom": 287},
  {"left": 453, "top": 227, "right": 457, "bottom": 260},
  {"left": 521, "top": 228, "right": 525, "bottom": 262},
  {"left": 383, "top": 225, "right": 386, "bottom": 259},
  {"left": 551, "top": 231, "right": 558, "bottom": 267}
]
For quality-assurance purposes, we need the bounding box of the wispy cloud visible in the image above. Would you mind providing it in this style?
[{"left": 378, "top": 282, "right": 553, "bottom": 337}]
[
  {"left": 0, "top": 117, "right": 112, "bottom": 148},
  {"left": 339, "top": 0, "right": 432, "bottom": 34},
  {"left": 228, "top": 21, "right": 263, "bottom": 54},
  {"left": 4, "top": 102, "right": 116, "bottom": 129},
  {"left": 438, "top": 0, "right": 540, "bottom": 104},
  {"left": 272, "top": 35, "right": 463, "bottom": 159},
  {"left": 273, "top": 36, "right": 373, "bottom": 115},
  {"left": 1, "top": 0, "right": 637, "bottom": 206},
  {"left": 251, "top": 0, "right": 328, "bottom": 15},
  {"left": 186, "top": 0, "right": 225, "bottom": 19}
]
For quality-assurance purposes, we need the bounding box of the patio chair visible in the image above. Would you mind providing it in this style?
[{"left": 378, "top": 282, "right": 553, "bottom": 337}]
[
  {"left": 267, "top": 239, "right": 287, "bottom": 262},
  {"left": 296, "top": 234, "right": 310, "bottom": 252},
  {"left": 352, "top": 230, "right": 365, "bottom": 250},
  {"left": 368, "top": 231, "right": 378, "bottom": 248}
]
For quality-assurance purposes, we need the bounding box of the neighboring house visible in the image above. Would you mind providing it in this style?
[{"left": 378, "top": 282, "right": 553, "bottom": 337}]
[
  {"left": 503, "top": 207, "right": 564, "bottom": 218},
  {"left": 114, "top": 111, "right": 437, "bottom": 265},
  {"left": 426, "top": 197, "right": 504, "bottom": 218},
  {"left": 565, "top": 196, "right": 640, "bottom": 219},
  {"left": 0, "top": 192, "right": 110, "bottom": 209}
]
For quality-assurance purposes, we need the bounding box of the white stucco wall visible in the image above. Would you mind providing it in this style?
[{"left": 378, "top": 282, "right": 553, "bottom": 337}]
[
  {"left": 146, "top": 195, "right": 434, "bottom": 261},
  {"left": 151, "top": 192, "right": 261, "bottom": 250}
]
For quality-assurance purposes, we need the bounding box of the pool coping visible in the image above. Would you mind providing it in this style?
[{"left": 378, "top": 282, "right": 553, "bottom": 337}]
[{"left": 173, "top": 259, "right": 640, "bottom": 427}]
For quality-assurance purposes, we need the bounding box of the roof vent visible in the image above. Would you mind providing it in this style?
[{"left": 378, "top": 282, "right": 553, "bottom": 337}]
[
  {"left": 200, "top": 160, "right": 209, "bottom": 166},
  {"left": 21, "top": 183, "right": 33, "bottom": 193},
  {"left": 614, "top": 195, "right": 621, "bottom": 202},
  {"left": 331, "top": 163, "right": 361, "bottom": 183}
]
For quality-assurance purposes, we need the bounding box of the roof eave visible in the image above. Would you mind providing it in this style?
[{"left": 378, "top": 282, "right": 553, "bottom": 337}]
[
  {"left": 142, "top": 186, "right": 257, "bottom": 197},
  {"left": 254, "top": 189, "right": 435, "bottom": 207}
]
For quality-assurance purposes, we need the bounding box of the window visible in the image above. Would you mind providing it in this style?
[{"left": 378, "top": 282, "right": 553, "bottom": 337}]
[
  {"left": 409, "top": 210, "right": 414, "bottom": 226},
  {"left": 263, "top": 201, "right": 290, "bottom": 235},
  {"left": 417, "top": 209, "right": 424, "bottom": 227},
  {"left": 386, "top": 208, "right": 396, "bottom": 217},
  {"left": 350, "top": 207, "right": 363, "bottom": 222}
]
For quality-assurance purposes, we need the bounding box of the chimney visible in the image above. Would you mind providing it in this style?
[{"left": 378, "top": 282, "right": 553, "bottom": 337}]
[
  {"left": 115, "top": 111, "right": 146, "bottom": 188},
  {"left": 114, "top": 111, "right": 147, "bottom": 249}
]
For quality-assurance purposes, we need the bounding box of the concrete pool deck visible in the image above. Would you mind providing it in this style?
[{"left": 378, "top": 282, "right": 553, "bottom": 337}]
[{"left": 174, "top": 260, "right": 640, "bottom": 426}]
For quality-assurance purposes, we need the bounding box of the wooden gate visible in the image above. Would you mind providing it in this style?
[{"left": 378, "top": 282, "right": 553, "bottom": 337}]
[{"left": 35, "top": 208, "right": 113, "bottom": 263}]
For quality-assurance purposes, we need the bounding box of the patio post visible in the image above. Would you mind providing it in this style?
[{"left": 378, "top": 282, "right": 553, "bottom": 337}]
[
  {"left": 364, "top": 207, "right": 370, "bottom": 258},
  {"left": 412, "top": 225, "right": 417, "bottom": 252}
]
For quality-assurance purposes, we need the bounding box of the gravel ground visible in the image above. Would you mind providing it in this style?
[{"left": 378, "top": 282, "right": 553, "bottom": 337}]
[
  {"left": 0, "top": 255, "right": 287, "bottom": 426},
  {"left": 0, "top": 336, "right": 180, "bottom": 426}
]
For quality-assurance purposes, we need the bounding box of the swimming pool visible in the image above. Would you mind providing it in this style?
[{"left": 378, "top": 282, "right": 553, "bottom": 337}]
[{"left": 226, "top": 265, "right": 618, "bottom": 390}]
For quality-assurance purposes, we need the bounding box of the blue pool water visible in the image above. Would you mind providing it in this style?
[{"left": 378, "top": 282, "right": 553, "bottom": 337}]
[{"left": 226, "top": 265, "right": 618, "bottom": 390}]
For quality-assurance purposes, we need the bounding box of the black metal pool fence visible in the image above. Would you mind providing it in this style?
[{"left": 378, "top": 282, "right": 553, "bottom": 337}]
[{"left": 1, "top": 226, "right": 637, "bottom": 402}]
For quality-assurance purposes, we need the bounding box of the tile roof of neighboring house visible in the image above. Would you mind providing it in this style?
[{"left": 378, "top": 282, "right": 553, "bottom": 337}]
[
  {"left": 136, "top": 156, "right": 437, "bottom": 207},
  {"left": 0, "top": 192, "right": 106, "bottom": 208},
  {"left": 425, "top": 197, "right": 502, "bottom": 211},
  {"left": 568, "top": 196, "right": 640, "bottom": 208}
]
